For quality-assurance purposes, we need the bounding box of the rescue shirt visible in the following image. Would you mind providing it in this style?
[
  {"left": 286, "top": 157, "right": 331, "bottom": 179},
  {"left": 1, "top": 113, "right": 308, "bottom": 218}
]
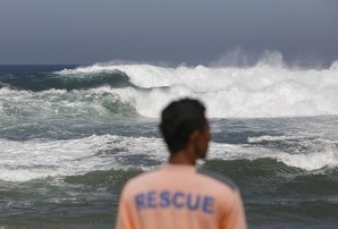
[{"left": 116, "top": 164, "right": 247, "bottom": 229}]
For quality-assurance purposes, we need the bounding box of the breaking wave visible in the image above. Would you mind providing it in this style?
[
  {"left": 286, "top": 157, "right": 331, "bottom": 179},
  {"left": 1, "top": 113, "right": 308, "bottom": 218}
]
[{"left": 1, "top": 59, "right": 338, "bottom": 119}]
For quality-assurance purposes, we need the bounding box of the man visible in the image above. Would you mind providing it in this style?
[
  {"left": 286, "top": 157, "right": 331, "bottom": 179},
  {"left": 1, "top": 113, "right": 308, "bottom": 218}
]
[{"left": 116, "top": 98, "right": 247, "bottom": 229}]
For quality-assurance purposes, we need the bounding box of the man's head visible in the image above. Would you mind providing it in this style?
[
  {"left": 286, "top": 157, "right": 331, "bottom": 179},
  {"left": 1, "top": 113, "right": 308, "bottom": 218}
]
[{"left": 159, "top": 98, "right": 210, "bottom": 160}]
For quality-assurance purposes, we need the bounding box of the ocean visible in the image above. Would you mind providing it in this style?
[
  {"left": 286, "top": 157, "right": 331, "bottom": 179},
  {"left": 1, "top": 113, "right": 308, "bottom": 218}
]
[{"left": 1, "top": 62, "right": 338, "bottom": 228}]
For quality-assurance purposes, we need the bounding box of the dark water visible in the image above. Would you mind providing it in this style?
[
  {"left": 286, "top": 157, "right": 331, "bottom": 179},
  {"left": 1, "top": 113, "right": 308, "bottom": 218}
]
[{"left": 1, "top": 65, "right": 338, "bottom": 228}]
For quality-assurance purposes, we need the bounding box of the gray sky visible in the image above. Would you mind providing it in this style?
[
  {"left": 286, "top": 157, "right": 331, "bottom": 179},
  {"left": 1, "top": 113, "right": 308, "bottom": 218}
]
[{"left": 1, "top": 0, "right": 338, "bottom": 65}]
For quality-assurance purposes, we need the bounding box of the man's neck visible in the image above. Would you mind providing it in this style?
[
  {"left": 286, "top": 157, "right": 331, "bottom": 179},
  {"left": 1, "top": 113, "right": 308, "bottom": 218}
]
[{"left": 168, "top": 150, "right": 196, "bottom": 165}]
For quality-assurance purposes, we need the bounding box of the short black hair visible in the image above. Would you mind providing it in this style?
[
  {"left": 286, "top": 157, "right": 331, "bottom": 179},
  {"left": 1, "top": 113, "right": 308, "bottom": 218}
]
[{"left": 159, "top": 98, "right": 207, "bottom": 154}]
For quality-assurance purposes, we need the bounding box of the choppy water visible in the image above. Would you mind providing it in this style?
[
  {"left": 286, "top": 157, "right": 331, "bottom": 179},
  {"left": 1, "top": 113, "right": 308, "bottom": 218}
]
[{"left": 1, "top": 63, "right": 338, "bottom": 228}]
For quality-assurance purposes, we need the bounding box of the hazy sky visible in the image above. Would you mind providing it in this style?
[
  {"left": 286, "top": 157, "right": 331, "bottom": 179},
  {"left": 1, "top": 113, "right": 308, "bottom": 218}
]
[{"left": 1, "top": 0, "right": 338, "bottom": 65}]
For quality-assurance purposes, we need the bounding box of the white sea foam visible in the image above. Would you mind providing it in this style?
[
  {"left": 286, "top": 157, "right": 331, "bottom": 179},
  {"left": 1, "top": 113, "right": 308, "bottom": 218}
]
[
  {"left": 248, "top": 135, "right": 306, "bottom": 143},
  {"left": 56, "top": 60, "right": 338, "bottom": 119},
  {"left": 1, "top": 134, "right": 337, "bottom": 182},
  {"left": 0, "top": 135, "right": 166, "bottom": 182},
  {"left": 209, "top": 142, "right": 338, "bottom": 171},
  {"left": 273, "top": 150, "right": 338, "bottom": 171},
  {"left": 0, "top": 87, "right": 121, "bottom": 119}
]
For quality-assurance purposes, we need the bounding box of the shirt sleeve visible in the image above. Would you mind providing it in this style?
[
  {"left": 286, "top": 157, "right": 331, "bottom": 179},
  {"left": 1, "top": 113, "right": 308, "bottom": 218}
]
[
  {"left": 116, "top": 188, "right": 135, "bottom": 229},
  {"left": 221, "top": 191, "right": 247, "bottom": 229}
]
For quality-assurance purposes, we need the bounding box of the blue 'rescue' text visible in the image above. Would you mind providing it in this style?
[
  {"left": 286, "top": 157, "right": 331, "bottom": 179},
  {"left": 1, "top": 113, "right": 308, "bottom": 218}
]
[{"left": 134, "top": 191, "right": 215, "bottom": 214}]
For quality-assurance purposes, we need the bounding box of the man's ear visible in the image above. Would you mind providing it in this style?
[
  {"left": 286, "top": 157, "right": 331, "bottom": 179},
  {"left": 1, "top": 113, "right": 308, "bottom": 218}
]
[
  {"left": 189, "top": 130, "right": 200, "bottom": 144},
  {"left": 186, "top": 130, "right": 199, "bottom": 156},
  {"left": 189, "top": 130, "right": 201, "bottom": 147}
]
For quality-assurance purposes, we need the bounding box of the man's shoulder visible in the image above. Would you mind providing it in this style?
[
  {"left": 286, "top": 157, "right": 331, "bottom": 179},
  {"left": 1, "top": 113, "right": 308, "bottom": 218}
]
[
  {"left": 196, "top": 168, "right": 239, "bottom": 191},
  {"left": 122, "top": 168, "right": 160, "bottom": 191}
]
